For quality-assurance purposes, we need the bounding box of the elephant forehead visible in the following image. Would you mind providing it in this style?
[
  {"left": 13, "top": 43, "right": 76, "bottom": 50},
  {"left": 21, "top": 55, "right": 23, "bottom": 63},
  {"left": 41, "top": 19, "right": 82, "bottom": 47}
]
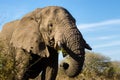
[{"left": 40, "top": 6, "right": 67, "bottom": 17}]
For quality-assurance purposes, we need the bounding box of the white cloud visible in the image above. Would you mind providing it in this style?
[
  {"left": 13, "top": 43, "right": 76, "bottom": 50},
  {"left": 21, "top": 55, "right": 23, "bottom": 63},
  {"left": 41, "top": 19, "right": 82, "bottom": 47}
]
[
  {"left": 78, "top": 19, "right": 120, "bottom": 29},
  {"left": 89, "top": 35, "right": 119, "bottom": 41},
  {"left": 93, "top": 40, "right": 120, "bottom": 49}
]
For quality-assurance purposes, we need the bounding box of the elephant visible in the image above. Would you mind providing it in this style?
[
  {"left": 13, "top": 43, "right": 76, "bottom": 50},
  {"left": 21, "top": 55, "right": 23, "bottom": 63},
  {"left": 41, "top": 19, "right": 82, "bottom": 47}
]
[{"left": 0, "top": 6, "right": 92, "bottom": 80}]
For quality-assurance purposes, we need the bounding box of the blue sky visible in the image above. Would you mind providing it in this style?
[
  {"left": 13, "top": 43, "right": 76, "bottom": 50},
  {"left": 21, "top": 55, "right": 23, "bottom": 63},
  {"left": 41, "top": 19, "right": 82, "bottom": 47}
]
[{"left": 0, "top": 0, "right": 120, "bottom": 61}]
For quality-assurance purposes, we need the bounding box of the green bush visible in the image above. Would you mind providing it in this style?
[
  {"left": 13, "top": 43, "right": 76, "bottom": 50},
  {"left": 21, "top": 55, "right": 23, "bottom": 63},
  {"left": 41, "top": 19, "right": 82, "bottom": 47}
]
[{"left": 0, "top": 40, "right": 15, "bottom": 80}]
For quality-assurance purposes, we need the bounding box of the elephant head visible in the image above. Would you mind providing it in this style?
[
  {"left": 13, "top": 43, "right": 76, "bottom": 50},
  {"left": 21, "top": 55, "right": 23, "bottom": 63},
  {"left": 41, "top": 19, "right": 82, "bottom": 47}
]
[{"left": 10, "top": 6, "right": 92, "bottom": 77}]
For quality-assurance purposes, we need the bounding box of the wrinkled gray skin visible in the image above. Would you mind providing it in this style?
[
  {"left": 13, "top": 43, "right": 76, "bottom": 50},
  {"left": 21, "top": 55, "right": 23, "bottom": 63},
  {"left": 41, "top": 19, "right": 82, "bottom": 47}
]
[{"left": 0, "top": 6, "right": 92, "bottom": 80}]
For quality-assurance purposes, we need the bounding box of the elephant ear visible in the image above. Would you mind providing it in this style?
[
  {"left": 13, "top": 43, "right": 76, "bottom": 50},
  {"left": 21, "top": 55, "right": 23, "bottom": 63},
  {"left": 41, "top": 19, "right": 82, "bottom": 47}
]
[
  {"left": 10, "top": 16, "right": 50, "bottom": 57},
  {"left": 85, "top": 43, "right": 92, "bottom": 50}
]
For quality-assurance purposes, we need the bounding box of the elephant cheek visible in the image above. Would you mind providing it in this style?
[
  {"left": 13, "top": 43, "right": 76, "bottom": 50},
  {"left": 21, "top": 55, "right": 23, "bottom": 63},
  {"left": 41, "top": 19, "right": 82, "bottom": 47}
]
[{"left": 60, "top": 56, "right": 84, "bottom": 77}]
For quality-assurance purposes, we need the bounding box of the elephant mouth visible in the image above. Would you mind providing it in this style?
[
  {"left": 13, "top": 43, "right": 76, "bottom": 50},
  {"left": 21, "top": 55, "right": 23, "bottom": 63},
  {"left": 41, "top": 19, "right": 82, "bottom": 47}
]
[{"left": 55, "top": 41, "right": 68, "bottom": 57}]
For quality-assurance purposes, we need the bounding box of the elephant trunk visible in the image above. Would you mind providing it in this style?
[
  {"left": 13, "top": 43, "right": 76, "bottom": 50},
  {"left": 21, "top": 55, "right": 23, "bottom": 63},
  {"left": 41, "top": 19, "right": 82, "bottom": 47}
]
[{"left": 60, "top": 25, "right": 91, "bottom": 77}]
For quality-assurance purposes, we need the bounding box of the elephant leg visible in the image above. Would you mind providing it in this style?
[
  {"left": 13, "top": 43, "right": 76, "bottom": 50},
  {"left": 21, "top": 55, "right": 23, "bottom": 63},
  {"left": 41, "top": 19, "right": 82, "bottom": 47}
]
[
  {"left": 14, "top": 49, "right": 30, "bottom": 80},
  {"left": 41, "top": 58, "right": 58, "bottom": 80},
  {"left": 41, "top": 47, "right": 58, "bottom": 80},
  {"left": 23, "top": 54, "right": 44, "bottom": 79}
]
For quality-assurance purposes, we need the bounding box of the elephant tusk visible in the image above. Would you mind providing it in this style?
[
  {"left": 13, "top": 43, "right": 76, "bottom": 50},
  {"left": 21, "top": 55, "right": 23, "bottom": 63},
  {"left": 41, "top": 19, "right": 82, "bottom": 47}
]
[{"left": 54, "top": 41, "right": 62, "bottom": 52}]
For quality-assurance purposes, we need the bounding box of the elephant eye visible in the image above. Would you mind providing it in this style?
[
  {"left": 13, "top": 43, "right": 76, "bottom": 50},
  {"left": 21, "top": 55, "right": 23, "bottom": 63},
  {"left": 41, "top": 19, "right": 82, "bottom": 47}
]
[
  {"left": 48, "top": 23, "right": 53, "bottom": 28},
  {"left": 48, "top": 23, "right": 53, "bottom": 34}
]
